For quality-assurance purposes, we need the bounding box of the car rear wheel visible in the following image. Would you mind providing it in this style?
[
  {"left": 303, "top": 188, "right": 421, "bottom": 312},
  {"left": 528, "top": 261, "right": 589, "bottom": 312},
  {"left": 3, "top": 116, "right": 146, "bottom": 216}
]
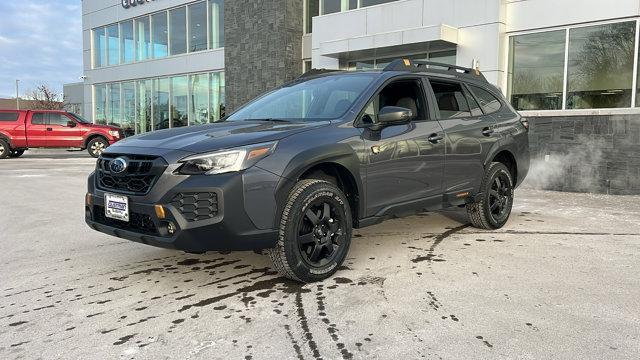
[
  {"left": 87, "top": 137, "right": 108, "bottom": 158},
  {"left": 0, "top": 139, "right": 10, "bottom": 159},
  {"left": 9, "top": 149, "right": 25, "bottom": 158},
  {"left": 268, "top": 179, "right": 352, "bottom": 283},
  {"left": 466, "top": 162, "right": 514, "bottom": 230}
]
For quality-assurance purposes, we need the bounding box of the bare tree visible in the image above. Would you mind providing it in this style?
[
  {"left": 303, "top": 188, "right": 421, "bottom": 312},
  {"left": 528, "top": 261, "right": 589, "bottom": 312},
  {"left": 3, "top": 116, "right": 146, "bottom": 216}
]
[{"left": 27, "top": 84, "right": 64, "bottom": 110}]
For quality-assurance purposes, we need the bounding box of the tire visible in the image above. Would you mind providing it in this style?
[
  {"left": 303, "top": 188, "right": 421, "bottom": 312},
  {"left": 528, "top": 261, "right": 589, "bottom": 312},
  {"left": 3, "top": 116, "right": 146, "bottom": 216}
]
[
  {"left": 0, "top": 138, "right": 9, "bottom": 159},
  {"left": 9, "top": 149, "right": 25, "bottom": 158},
  {"left": 87, "top": 137, "right": 108, "bottom": 158},
  {"left": 466, "top": 162, "right": 514, "bottom": 230},
  {"left": 268, "top": 179, "right": 353, "bottom": 283}
]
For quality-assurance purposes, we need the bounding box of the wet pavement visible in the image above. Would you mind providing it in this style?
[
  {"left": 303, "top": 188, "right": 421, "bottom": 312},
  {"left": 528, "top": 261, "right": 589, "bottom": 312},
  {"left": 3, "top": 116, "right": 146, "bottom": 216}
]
[{"left": 1, "top": 150, "right": 639, "bottom": 359}]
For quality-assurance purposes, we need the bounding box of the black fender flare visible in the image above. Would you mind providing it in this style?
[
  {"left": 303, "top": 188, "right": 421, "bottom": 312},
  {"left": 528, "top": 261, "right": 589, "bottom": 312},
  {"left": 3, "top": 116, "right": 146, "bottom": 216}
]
[{"left": 272, "top": 143, "right": 365, "bottom": 226}]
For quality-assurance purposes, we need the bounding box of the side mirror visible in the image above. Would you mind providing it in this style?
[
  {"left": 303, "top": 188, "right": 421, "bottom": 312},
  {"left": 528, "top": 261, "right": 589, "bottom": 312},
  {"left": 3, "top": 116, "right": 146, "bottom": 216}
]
[
  {"left": 366, "top": 106, "right": 413, "bottom": 131},
  {"left": 67, "top": 120, "right": 77, "bottom": 128}
]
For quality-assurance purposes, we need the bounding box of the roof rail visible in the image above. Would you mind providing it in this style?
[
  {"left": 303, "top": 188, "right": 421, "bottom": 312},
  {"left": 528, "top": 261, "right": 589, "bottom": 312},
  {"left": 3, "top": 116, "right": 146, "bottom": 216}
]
[
  {"left": 297, "top": 68, "right": 344, "bottom": 80},
  {"left": 383, "top": 58, "right": 487, "bottom": 82}
]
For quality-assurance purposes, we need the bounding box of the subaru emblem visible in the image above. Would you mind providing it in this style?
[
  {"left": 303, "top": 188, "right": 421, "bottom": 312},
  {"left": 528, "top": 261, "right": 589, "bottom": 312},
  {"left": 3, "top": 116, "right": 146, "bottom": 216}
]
[{"left": 110, "top": 157, "right": 128, "bottom": 174}]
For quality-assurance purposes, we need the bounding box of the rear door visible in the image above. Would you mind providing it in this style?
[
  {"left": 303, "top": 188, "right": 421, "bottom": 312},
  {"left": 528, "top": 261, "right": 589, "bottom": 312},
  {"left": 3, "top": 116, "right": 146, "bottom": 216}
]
[
  {"left": 426, "top": 78, "right": 499, "bottom": 196},
  {"left": 0, "top": 111, "right": 27, "bottom": 148},
  {"left": 26, "top": 112, "right": 48, "bottom": 147},
  {"left": 46, "top": 112, "right": 83, "bottom": 147}
]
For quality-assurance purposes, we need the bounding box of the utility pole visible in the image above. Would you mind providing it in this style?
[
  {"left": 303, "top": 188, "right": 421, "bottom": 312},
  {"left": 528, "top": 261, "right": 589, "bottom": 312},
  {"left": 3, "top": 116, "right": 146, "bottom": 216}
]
[{"left": 15, "top": 80, "right": 20, "bottom": 110}]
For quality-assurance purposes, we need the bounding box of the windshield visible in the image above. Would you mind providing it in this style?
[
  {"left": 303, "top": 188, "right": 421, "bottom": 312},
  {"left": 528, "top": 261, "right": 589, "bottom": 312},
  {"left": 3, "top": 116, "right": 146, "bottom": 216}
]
[
  {"left": 227, "top": 74, "right": 376, "bottom": 122},
  {"left": 70, "top": 113, "right": 92, "bottom": 124}
]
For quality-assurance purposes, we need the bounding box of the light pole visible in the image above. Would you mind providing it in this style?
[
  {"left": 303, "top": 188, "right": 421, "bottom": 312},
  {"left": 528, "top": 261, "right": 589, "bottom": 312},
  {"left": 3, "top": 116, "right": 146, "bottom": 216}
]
[{"left": 15, "top": 80, "right": 20, "bottom": 110}]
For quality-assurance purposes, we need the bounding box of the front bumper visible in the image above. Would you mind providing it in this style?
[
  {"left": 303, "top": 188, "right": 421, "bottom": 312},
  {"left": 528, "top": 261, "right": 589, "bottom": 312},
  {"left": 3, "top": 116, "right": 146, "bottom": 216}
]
[{"left": 85, "top": 167, "right": 280, "bottom": 252}]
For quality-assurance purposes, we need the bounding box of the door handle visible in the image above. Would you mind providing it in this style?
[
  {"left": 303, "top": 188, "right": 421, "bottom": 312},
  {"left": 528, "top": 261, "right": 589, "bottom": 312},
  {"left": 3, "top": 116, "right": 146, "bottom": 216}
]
[
  {"left": 46, "top": 127, "right": 53, "bottom": 131},
  {"left": 482, "top": 127, "right": 494, "bottom": 136},
  {"left": 428, "top": 133, "right": 444, "bottom": 143}
]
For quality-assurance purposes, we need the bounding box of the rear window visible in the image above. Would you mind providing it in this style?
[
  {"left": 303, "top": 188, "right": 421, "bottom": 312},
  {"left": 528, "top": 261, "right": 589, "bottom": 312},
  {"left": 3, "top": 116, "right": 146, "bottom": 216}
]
[
  {"left": 469, "top": 85, "right": 502, "bottom": 114},
  {"left": 0, "top": 112, "right": 19, "bottom": 122},
  {"left": 430, "top": 80, "right": 472, "bottom": 119}
]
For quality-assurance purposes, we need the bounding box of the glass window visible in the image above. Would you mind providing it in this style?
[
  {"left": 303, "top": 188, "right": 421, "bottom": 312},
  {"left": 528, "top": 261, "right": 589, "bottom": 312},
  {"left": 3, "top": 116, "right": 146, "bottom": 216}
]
[
  {"left": 322, "top": 0, "right": 355, "bottom": 14},
  {"left": 567, "top": 21, "right": 636, "bottom": 109},
  {"left": 210, "top": 72, "right": 225, "bottom": 121},
  {"left": 49, "top": 113, "right": 69, "bottom": 126},
  {"left": 122, "top": 82, "right": 136, "bottom": 135},
  {"left": 228, "top": 74, "right": 376, "bottom": 121},
  {"left": 153, "top": 78, "right": 170, "bottom": 130},
  {"left": 135, "top": 16, "right": 151, "bottom": 61},
  {"left": 209, "top": 0, "right": 224, "bottom": 49},
  {"left": 31, "top": 113, "right": 46, "bottom": 125},
  {"left": 0, "top": 112, "right": 19, "bottom": 122},
  {"left": 469, "top": 85, "right": 502, "bottom": 115},
  {"left": 151, "top": 12, "right": 168, "bottom": 59},
  {"left": 106, "top": 83, "right": 121, "bottom": 126},
  {"left": 189, "top": 2, "right": 207, "bottom": 52},
  {"left": 137, "top": 79, "right": 153, "bottom": 133},
  {"left": 93, "top": 27, "right": 106, "bottom": 68},
  {"left": 429, "top": 50, "right": 456, "bottom": 65},
  {"left": 464, "top": 87, "right": 483, "bottom": 116},
  {"left": 189, "top": 74, "right": 209, "bottom": 125},
  {"left": 120, "top": 21, "right": 134, "bottom": 63},
  {"left": 305, "top": 0, "right": 319, "bottom": 34},
  {"left": 508, "top": 30, "right": 565, "bottom": 110},
  {"left": 106, "top": 24, "right": 119, "bottom": 66},
  {"left": 348, "top": 60, "right": 374, "bottom": 71},
  {"left": 361, "top": 0, "right": 398, "bottom": 7},
  {"left": 171, "top": 76, "right": 189, "bottom": 127},
  {"left": 169, "top": 7, "right": 187, "bottom": 55},
  {"left": 94, "top": 84, "right": 107, "bottom": 124},
  {"left": 430, "top": 80, "right": 471, "bottom": 119}
]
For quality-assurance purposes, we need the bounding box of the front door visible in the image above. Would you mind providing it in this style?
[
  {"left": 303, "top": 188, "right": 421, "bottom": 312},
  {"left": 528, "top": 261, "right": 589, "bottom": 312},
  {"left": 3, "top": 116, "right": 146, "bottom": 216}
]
[
  {"left": 360, "top": 77, "right": 445, "bottom": 218},
  {"left": 426, "top": 79, "right": 499, "bottom": 196},
  {"left": 46, "top": 113, "right": 83, "bottom": 147}
]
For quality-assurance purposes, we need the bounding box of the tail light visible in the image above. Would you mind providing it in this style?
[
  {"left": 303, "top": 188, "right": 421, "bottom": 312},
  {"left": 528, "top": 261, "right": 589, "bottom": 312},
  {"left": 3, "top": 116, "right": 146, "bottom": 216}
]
[{"left": 520, "top": 117, "right": 529, "bottom": 130}]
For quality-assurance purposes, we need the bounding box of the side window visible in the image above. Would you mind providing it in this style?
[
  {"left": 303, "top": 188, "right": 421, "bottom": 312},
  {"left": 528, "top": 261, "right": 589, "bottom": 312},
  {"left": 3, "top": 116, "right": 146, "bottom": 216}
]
[
  {"left": 0, "top": 112, "right": 19, "bottom": 121},
  {"left": 430, "top": 80, "right": 471, "bottom": 119},
  {"left": 361, "top": 78, "right": 427, "bottom": 125},
  {"left": 469, "top": 85, "right": 502, "bottom": 114},
  {"left": 31, "top": 113, "right": 46, "bottom": 125},
  {"left": 49, "top": 113, "right": 70, "bottom": 126},
  {"left": 464, "top": 85, "right": 483, "bottom": 117}
]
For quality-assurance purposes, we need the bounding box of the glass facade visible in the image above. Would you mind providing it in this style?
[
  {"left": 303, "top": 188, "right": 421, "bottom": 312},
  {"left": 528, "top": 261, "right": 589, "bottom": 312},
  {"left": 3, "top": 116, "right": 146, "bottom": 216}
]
[
  {"left": 93, "top": 72, "right": 225, "bottom": 133},
  {"left": 508, "top": 20, "right": 639, "bottom": 110},
  {"left": 347, "top": 50, "right": 457, "bottom": 70},
  {"left": 92, "top": 1, "right": 224, "bottom": 68},
  {"left": 320, "top": 0, "right": 398, "bottom": 15}
]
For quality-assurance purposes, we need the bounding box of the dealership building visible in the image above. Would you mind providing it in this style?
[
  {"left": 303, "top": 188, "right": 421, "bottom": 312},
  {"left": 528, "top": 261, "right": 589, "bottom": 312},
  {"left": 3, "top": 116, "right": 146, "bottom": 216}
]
[{"left": 76, "top": 0, "right": 640, "bottom": 194}]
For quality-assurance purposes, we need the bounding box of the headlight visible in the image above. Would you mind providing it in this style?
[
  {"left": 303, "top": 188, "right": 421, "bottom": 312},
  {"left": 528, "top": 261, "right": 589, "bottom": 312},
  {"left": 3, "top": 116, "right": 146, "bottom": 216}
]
[
  {"left": 177, "top": 141, "right": 277, "bottom": 175},
  {"left": 108, "top": 130, "right": 120, "bottom": 138}
]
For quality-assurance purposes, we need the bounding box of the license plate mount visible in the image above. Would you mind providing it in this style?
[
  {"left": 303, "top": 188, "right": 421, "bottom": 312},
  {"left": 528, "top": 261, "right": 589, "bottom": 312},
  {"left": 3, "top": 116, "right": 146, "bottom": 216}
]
[{"left": 105, "top": 193, "right": 129, "bottom": 222}]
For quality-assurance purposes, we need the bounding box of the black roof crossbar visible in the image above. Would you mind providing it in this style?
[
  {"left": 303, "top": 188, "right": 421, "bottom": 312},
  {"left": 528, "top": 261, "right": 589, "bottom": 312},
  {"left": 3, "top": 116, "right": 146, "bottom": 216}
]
[{"left": 383, "top": 58, "right": 487, "bottom": 82}]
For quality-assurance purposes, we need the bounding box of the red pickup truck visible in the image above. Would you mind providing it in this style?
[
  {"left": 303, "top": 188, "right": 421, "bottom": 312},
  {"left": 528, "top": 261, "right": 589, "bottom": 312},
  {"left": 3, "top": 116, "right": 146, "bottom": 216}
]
[{"left": 0, "top": 109, "right": 122, "bottom": 159}]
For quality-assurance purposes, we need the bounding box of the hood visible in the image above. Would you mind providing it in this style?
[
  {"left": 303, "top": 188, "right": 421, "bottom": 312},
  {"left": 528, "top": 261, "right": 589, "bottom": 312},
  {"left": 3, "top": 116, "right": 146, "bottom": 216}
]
[
  {"left": 107, "top": 120, "right": 329, "bottom": 154},
  {"left": 84, "top": 123, "right": 120, "bottom": 131}
]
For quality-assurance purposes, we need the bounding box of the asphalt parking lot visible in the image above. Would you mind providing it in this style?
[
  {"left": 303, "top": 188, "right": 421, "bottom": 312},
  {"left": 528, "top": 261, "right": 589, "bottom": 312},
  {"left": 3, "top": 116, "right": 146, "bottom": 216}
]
[{"left": 1, "top": 150, "right": 639, "bottom": 359}]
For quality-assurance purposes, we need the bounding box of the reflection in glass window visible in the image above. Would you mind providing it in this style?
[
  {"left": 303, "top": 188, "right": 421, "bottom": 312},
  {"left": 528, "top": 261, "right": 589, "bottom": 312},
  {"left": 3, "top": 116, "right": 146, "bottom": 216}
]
[
  {"left": 94, "top": 84, "right": 106, "bottom": 124},
  {"left": 93, "top": 27, "right": 106, "bottom": 68},
  {"left": 169, "top": 7, "right": 187, "bottom": 55},
  {"left": 154, "top": 78, "right": 170, "bottom": 130},
  {"left": 470, "top": 85, "right": 502, "bottom": 115},
  {"left": 361, "top": 0, "right": 398, "bottom": 8},
  {"left": 567, "top": 21, "right": 636, "bottom": 109},
  {"left": 106, "top": 83, "right": 121, "bottom": 126},
  {"left": 189, "top": 2, "right": 207, "bottom": 52},
  {"left": 508, "top": 30, "right": 565, "bottom": 110},
  {"left": 210, "top": 72, "right": 226, "bottom": 121},
  {"left": 120, "top": 21, "right": 134, "bottom": 64},
  {"left": 209, "top": 0, "right": 224, "bottom": 49},
  {"left": 305, "top": 0, "right": 319, "bottom": 33},
  {"left": 171, "top": 76, "right": 188, "bottom": 127},
  {"left": 321, "top": 0, "right": 356, "bottom": 14},
  {"left": 430, "top": 81, "right": 471, "bottom": 119},
  {"left": 189, "top": 74, "right": 209, "bottom": 125},
  {"left": 106, "top": 24, "right": 119, "bottom": 66},
  {"left": 122, "top": 82, "right": 136, "bottom": 135},
  {"left": 135, "top": 16, "right": 151, "bottom": 61},
  {"left": 137, "top": 79, "right": 152, "bottom": 133},
  {"left": 151, "top": 12, "right": 168, "bottom": 59}
]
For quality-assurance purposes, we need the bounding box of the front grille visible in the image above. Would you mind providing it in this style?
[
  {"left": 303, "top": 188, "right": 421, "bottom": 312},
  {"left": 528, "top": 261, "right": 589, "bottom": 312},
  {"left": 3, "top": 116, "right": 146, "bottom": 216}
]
[
  {"left": 96, "top": 154, "right": 167, "bottom": 195},
  {"left": 171, "top": 192, "right": 219, "bottom": 222},
  {"left": 93, "top": 205, "right": 158, "bottom": 235}
]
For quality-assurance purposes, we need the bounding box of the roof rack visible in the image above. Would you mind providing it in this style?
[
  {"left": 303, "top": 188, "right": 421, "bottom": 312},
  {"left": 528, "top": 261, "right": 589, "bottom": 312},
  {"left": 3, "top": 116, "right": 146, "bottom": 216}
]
[
  {"left": 297, "top": 68, "right": 344, "bottom": 80},
  {"left": 383, "top": 58, "right": 487, "bottom": 82}
]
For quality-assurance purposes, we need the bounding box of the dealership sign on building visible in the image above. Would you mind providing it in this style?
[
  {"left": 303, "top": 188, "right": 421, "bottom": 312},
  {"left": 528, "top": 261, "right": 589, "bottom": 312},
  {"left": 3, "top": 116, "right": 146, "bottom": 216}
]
[{"left": 122, "top": 0, "right": 155, "bottom": 9}]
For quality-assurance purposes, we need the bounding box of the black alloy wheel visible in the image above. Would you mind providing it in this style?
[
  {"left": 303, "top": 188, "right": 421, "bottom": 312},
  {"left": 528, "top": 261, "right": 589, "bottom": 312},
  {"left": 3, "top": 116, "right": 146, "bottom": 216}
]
[
  {"left": 297, "top": 198, "right": 345, "bottom": 268},
  {"left": 466, "top": 162, "right": 514, "bottom": 230},
  {"left": 487, "top": 172, "right": 513, "bottom": 224}
]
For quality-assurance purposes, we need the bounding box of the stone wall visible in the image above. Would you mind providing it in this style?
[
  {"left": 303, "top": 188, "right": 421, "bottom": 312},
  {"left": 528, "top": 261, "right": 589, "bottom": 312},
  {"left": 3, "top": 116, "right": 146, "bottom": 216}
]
[
  {"left": 527, "top": 115, "right": 640, "bottom": 195},
  {"left": 224, "top": 0, "right": 304, "bottom": 112}
]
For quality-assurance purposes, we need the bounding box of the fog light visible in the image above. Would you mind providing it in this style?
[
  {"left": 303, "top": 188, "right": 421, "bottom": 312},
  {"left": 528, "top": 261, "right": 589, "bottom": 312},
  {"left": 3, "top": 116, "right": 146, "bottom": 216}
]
[
  {"left": 85, "top": 193, "right": 93, "bottom": 206},
  {"left": 167, "top": 221, "right": 176, "bottom": 235},
  {"left": 155, "top": 205, "right": 166, "bottom": 219}
]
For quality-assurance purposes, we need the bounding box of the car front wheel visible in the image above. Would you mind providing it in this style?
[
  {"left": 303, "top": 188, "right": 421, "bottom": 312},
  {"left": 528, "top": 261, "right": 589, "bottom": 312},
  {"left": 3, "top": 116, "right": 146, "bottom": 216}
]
[
  {"left": 87, "top": 137, "right": 108, "bottom": 158},
  {"left": 466, "top": 162, "right": 514, "bottom": 230},
  {"left": 268, "top": 179, "right": 352, "bottom": 283}
]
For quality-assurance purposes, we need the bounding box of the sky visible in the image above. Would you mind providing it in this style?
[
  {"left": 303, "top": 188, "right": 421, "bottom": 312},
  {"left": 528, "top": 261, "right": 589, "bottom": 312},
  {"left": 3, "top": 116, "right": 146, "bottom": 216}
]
[{"left": 0, "top": 0, "right": 82, "bottom": 99}]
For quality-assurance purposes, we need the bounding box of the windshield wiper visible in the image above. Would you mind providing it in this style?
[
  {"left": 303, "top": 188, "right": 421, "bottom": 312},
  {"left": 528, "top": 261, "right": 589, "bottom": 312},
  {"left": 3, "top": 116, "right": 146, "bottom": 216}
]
[{"left": 248, "top": 118, "right": 292, "bottom": 123}]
